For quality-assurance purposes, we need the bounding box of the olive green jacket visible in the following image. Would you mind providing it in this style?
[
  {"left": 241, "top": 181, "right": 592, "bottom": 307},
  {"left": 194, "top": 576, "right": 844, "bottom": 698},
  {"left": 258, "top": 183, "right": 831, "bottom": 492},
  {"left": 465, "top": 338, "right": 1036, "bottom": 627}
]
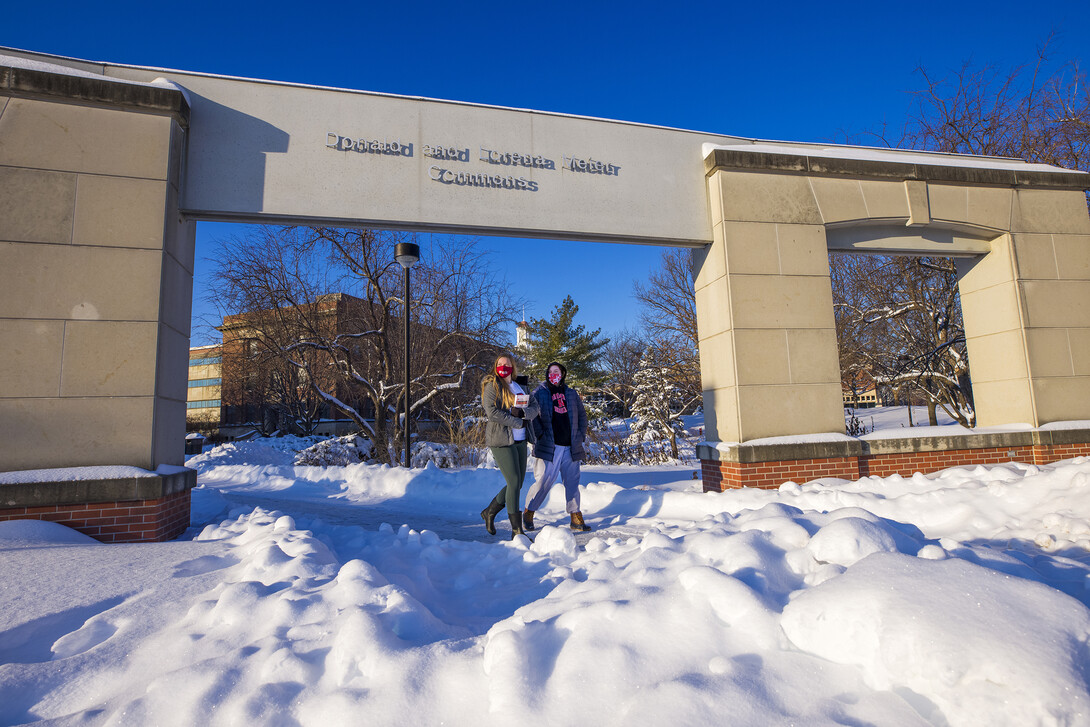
[{"left": 482, "top": 378, "right": 541, "bottom": 448}]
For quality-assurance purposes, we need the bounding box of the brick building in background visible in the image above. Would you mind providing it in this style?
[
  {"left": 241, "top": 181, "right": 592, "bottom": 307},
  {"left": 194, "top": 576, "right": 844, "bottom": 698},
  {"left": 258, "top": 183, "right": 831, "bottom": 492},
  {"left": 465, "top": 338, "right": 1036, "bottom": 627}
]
[
  {"left": 209, "top": 293, "right": 496, "bottom": 440},
  {"left": 216, "top": 293, "right": 365, "bottom": 438}
]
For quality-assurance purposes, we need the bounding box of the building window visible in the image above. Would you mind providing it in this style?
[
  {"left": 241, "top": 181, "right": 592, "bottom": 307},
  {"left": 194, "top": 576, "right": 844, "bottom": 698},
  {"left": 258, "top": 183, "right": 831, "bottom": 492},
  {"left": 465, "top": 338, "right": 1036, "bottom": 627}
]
[
  {"left": 188, "top": 378, "right": 222, "bottom": 388},
  {"left": 189, "top": 357, "right": 222, "bottom": 366},
  {"left": 187, "top": 399, "right": 221, "bottom": 409}
]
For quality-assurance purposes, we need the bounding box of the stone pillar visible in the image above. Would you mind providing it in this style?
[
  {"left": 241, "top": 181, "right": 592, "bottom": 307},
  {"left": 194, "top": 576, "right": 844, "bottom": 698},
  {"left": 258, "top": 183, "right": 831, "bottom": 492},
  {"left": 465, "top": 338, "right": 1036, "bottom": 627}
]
[
  {"left": 0, "top": 61, "right": 194, "bottom": 540},
  {"left": 0, "top": 64, "right": 193, "bottom": 471},
  {"left": 695, "top": 167, "right": 844, "bottom": 444},
  {"left": 957, "top": 188, "right": 1090, "bottom": 426}
]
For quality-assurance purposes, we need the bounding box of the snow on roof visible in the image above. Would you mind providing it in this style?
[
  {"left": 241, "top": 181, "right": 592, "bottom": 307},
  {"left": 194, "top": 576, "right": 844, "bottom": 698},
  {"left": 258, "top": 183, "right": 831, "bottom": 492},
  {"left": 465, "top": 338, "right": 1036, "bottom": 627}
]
[
  {"left": 0, "top": 52, "right": 164, "bottom": 90},
  {"left": 703, "top": 140, "right": 1088, "bottom": 176}
]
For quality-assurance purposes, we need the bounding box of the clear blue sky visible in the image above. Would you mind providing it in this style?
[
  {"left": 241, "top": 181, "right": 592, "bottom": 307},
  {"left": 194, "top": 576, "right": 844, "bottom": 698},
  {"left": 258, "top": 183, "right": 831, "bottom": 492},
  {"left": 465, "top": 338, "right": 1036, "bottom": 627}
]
[{"left": 4, "top": 1, "right": 1087, "bottom": 346}]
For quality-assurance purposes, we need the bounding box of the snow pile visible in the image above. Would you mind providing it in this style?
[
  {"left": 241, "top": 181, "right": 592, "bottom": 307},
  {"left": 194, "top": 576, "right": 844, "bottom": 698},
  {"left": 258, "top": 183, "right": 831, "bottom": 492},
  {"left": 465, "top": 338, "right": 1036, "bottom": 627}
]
[
  {"left": 0, "top": 519, "right": 101, "bottom": 547},
  {"left": 33, "top": 508, "right": 558, "bottom": 725},
  {"left": 187, "top": 440, "right": 297, "bottom": 468},
  {"left": 4, "top": 451, "right": 1090, "bottom": 725},
  {"left": 782, "top": 553, "right": 1090, "bottom": 726},
  {"left": 294, "top": 434, "right": 372, "bottom": 466},
  {"left": 710, "top": 459, "right": 1090, "bottom": 560}
]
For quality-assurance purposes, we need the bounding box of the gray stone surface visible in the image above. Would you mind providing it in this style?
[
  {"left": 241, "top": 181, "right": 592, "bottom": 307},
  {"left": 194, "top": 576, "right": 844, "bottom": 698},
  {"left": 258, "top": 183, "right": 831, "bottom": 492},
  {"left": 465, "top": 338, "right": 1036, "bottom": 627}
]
[{"left": 0, "top": 467, "right": 195, "bottom": 508}]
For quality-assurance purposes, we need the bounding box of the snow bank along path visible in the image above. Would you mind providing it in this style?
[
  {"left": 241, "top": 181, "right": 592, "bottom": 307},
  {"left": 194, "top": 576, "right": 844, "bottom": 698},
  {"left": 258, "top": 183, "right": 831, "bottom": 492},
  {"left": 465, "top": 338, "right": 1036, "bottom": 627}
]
[{"left": 2, "top": 444, "right": 1089, "bottom": 726}]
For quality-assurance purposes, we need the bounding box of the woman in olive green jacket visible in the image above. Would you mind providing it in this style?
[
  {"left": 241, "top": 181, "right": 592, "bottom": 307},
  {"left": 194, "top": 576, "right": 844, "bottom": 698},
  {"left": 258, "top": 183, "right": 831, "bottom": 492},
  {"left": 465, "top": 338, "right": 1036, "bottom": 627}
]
[{"left": 480, "top": 353, "right": 540, "bottom": 539}]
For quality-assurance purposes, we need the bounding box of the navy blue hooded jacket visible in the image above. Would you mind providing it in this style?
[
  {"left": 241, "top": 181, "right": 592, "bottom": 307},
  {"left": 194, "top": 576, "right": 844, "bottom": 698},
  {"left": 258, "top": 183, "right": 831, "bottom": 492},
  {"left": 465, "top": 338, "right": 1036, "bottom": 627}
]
[{"left": 531, "top": 362, "right": 588, "bottom": 462}]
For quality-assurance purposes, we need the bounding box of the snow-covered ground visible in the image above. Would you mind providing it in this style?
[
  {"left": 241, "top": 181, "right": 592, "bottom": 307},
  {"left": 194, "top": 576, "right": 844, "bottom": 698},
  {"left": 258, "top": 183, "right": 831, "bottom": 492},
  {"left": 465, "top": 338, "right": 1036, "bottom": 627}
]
[{"left": 2, "top": 433, "right": 1090, "bottom": 726}]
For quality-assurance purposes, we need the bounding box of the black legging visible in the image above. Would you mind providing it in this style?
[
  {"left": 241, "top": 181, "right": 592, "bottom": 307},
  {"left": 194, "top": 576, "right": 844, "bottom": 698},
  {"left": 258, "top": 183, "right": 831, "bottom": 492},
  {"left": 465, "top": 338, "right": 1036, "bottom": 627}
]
[{"left": 488, "top": 440, "right": 528, "bottom": 514}]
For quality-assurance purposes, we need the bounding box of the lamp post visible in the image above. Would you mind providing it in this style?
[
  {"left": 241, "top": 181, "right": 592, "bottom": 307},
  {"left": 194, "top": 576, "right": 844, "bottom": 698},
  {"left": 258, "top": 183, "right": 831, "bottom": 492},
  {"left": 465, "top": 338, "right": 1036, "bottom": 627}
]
[{"left": 394, "top": 242, "right": 420, "bottom": 468}]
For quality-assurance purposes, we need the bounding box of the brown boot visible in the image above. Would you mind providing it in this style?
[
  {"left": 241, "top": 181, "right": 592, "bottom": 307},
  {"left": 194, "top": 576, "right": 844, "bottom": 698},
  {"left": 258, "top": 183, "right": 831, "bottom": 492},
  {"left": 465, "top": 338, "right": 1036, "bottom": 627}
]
[
  {"left": 523, "top": 509, "right": 536, "bottom": 531},
  {"left": 569, "top": 512, "right": 591, "bottom": 532}
]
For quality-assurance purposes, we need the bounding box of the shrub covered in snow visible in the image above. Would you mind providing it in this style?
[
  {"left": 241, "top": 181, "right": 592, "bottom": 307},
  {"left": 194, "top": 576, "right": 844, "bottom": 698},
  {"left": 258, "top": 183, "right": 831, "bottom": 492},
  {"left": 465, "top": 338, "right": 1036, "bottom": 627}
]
[
  {"left": 411, "top": 441, "right": 486, "bottom": 468},
  {"left": 248, "top": 434, "right": 326, "bottom": 453},
  {"left": 293, "top": 435, "right": 373, "bottom": 466},
  {"left": 585, "top": 426, "right": 697, "bottom": 465},
  {"left": 410, "top": 442, "right": 456, "bottom": 468}
]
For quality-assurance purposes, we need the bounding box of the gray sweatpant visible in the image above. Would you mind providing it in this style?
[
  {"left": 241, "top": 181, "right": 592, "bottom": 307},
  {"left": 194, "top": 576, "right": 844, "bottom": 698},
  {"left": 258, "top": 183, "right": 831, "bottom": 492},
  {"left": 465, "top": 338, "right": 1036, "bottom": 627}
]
[{"left": 525, "top": 445, "right": 581, "bottom": 514}]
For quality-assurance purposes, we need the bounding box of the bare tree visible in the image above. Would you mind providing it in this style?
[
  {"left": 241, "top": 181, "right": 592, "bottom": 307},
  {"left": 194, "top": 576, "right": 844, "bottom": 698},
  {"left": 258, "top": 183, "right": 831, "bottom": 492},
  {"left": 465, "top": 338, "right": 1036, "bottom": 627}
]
[
  {"left": 898, "top": 35, "right": 1088, "bottom": 180},
  {"left": 209, "top": 226, "right": 517, "bottom": 463},
  {"left": 832, "top": 253, "right": 974, "bottom": 427},
  {"left": 631, "top": 248, "right": 702, "bottom": 414},
  {"left": 598, "top": 333, "right": 645, "bottom": 419},
  {"left": 633, "top": 248, "right": 699, "bottom": 348},
  {"left": 831, "top": 37, "right": 1089, "bottom": 429}
]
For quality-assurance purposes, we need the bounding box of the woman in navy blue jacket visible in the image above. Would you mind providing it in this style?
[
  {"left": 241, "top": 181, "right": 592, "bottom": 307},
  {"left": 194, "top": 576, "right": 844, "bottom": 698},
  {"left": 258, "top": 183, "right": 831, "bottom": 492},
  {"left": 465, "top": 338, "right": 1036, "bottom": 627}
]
[{"left": 523, "top": 361, "right": 591, "bottom": 532}]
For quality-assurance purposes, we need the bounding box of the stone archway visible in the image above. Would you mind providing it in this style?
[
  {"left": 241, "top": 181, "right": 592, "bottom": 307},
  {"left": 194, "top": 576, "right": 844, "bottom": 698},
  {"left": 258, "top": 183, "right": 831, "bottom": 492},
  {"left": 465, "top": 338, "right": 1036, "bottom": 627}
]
[
  {"left": 2, "top": 49, "right": 1089, "bottom": 537},
  {"left": 695, "top": 145, "right": 1090, "bottom": 489}
]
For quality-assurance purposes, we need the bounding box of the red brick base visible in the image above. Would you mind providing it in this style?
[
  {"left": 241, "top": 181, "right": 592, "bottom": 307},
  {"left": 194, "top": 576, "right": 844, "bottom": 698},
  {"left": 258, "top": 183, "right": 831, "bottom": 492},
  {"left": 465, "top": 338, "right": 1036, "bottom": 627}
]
[
  {"left": 0, "top": 489, "right": 191, "bottom": 542},
  {"left": 702, "top": 441, "right": 1090, "bottom": 492}
]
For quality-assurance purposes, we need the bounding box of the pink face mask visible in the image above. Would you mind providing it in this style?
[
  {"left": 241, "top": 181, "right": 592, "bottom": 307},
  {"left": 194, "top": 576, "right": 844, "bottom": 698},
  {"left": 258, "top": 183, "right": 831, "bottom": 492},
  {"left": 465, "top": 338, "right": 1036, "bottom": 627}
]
[
  {"left": 496, "top": 364, "right": 513, "bottom": 378},
  {"left": 548, "top": 369, "right": 562, "bottom": 385}
]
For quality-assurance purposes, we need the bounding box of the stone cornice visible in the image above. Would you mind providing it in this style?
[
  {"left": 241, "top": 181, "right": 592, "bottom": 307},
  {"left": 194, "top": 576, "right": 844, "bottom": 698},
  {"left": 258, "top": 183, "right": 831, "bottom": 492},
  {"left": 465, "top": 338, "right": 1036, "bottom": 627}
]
[
  {"left": 705, "top": 147, "right": 1090, "bottom": 190},
  {"left": 0, "top": 468, "right": 196, "bottom": 508},
  {"left": 0, "top": 64, "right": 190, "bottom": 126}
]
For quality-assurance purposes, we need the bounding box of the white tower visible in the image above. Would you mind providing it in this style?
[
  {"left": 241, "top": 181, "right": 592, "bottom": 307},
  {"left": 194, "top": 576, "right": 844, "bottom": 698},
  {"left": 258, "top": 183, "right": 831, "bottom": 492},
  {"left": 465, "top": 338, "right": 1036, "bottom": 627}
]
[{"left": 515, "top": 315, "right": 529, "bottom": 352}]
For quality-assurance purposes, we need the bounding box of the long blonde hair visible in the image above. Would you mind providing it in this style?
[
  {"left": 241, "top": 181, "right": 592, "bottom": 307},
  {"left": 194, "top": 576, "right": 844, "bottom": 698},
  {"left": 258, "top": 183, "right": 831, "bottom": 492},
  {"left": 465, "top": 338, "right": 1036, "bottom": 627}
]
[{"left": 482, "top": 353, "right": 517, "bottom": 408}]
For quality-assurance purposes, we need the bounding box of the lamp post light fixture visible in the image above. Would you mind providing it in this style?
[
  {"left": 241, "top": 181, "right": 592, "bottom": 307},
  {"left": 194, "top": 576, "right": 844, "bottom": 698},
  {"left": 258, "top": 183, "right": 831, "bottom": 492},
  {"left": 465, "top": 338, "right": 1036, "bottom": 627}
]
[{"left": 395, "top": 242, "right": 420, "bottom": 468}]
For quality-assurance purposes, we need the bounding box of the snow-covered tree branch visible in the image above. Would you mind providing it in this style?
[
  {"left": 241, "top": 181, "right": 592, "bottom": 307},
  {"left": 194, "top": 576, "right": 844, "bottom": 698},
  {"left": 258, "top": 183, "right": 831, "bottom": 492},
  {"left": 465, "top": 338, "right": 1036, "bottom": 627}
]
[{"left": 208, "top": 226, "right": 520, "bottom": 464}]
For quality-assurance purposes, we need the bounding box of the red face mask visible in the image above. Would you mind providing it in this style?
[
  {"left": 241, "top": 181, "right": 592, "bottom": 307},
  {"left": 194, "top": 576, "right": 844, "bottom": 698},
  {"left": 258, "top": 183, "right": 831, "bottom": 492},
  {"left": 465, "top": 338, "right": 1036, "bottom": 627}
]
[
  {"left": 496, "top": 364, "right": 513, "bottom": 378},
  {"left": 548, "top": 369, "right": 562, "bottom": 386}
]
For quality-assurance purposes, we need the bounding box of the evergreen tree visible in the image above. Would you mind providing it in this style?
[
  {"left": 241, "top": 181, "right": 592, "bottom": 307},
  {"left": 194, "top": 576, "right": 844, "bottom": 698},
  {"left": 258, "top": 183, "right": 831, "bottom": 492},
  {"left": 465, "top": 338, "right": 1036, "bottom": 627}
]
[
  {"left": 627, "top": 347, "right": 685, "bottom": 459},
  {"left": 521, "top": 296, "right": 609, "bottom": 387}
]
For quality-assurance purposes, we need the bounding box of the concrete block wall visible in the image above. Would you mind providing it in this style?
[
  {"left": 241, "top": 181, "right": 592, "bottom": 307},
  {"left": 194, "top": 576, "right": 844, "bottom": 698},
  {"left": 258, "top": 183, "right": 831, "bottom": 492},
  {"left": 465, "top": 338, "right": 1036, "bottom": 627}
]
[
  {"left": 0, "top": 63, "right": 192, "bottom": 471},
  {"left": 696, "top": 172, "right": 844, "bottom": 444},
  {"left": 957, "top": 190, "right": 1090, "bottom": 426}
]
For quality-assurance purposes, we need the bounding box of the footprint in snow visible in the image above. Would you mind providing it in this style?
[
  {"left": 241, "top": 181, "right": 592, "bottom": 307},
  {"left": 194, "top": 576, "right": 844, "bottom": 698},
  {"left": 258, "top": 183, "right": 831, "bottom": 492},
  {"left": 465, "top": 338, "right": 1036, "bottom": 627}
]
[
  {"left": 51, "top": 617, "right": 121, "bottom": 659},
  {"left": 172, "top": 554, "right": 239, "bottom": 577}
]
